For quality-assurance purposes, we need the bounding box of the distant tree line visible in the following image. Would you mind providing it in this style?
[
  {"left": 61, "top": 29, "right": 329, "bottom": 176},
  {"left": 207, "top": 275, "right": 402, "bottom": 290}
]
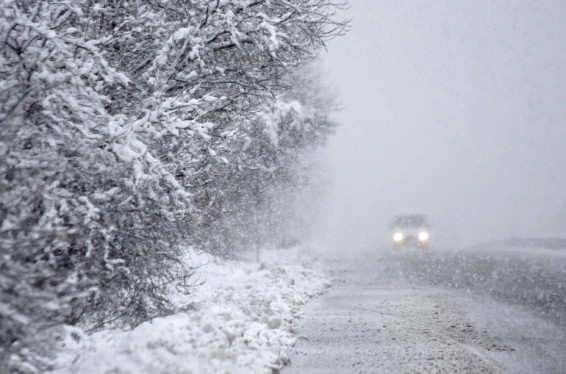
[{"left": 0, "top": 0, "right": 347, "bottom": 371}]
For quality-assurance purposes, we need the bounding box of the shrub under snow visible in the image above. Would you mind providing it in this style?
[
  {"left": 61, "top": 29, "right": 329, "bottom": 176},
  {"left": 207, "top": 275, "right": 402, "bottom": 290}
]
[{"left": 0, "top": 1, "right": 347, "bottom": 370}]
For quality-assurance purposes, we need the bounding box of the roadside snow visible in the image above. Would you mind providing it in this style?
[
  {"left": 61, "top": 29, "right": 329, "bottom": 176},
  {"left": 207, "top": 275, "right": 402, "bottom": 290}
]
[{"left": 51, "top": 246, "right": 330, "bottom": 374}]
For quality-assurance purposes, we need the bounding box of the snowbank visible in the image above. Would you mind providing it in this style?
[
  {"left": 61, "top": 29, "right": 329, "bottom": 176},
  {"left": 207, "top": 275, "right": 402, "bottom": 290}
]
[{"left": 51, "top": 247, "right": 330, "bottom": 374}]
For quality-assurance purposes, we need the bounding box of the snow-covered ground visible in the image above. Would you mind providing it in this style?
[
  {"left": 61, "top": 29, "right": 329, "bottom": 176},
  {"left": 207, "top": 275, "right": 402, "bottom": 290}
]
[
  {"left": 47, "top": 243, "right": 565, "bottom": 373},
  {"left": 51, "top": 246, "right": 330, "bottom": 374}
]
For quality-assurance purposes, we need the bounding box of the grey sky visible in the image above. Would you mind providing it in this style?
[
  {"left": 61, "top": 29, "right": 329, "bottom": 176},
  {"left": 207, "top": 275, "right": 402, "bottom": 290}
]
[{"left": 316, "top": 0, "right": 566, "bottom": 250}]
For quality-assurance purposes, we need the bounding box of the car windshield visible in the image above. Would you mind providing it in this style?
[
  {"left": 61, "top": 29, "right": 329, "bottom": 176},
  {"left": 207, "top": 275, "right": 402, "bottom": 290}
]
[{"left": 391, "top": 215, "right": 428, "bottom": 228}]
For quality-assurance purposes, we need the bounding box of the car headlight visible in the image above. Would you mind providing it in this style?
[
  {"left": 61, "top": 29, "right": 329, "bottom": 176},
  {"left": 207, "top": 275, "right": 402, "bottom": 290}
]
[
  {"left": 393, "top": 232, "right": 404, "bottom": 242},
  {"left": 418, "top": 231, "right": 430, "bottom": 242}
]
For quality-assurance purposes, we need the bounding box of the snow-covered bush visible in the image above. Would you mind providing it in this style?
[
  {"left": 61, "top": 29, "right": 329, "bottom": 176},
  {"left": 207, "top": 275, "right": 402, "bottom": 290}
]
[
  {"left": 0, "top": 0, "right": 347, "bottom": 371},
  {"left": 193, "top": 65, "right": 339, "bottom": 253},
  {"left": 0, "top": 2, "right": 193, "bottom": 370}
]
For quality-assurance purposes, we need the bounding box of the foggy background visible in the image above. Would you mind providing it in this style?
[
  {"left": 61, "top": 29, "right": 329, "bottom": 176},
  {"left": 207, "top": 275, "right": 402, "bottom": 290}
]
[{"left": 314, "top": 0, "right": 566, "bottom": 251}]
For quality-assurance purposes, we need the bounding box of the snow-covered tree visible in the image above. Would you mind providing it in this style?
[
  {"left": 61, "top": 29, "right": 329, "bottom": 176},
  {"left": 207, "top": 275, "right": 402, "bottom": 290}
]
[
  {"left": 0, "top": 0, "right": 348, "bottom": 371},
  {"left": 192, "top": 63, "right": 339, "bottom": 253}
]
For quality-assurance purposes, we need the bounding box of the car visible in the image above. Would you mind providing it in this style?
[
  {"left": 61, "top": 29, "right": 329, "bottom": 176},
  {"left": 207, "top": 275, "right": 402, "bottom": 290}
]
[{"left": 390, "top": 214, "right": 431, "bottom": 250}]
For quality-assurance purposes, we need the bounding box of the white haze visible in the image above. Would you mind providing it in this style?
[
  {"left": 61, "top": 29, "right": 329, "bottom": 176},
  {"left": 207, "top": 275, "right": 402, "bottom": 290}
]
[{"left": 314, "top": 0, "right": 566, "bottom": 251}]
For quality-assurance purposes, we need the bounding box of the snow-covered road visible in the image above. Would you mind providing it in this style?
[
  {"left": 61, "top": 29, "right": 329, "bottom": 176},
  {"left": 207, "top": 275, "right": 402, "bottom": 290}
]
[{"left": 286, "top": 250, "right": 566, "bottom": 373}]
